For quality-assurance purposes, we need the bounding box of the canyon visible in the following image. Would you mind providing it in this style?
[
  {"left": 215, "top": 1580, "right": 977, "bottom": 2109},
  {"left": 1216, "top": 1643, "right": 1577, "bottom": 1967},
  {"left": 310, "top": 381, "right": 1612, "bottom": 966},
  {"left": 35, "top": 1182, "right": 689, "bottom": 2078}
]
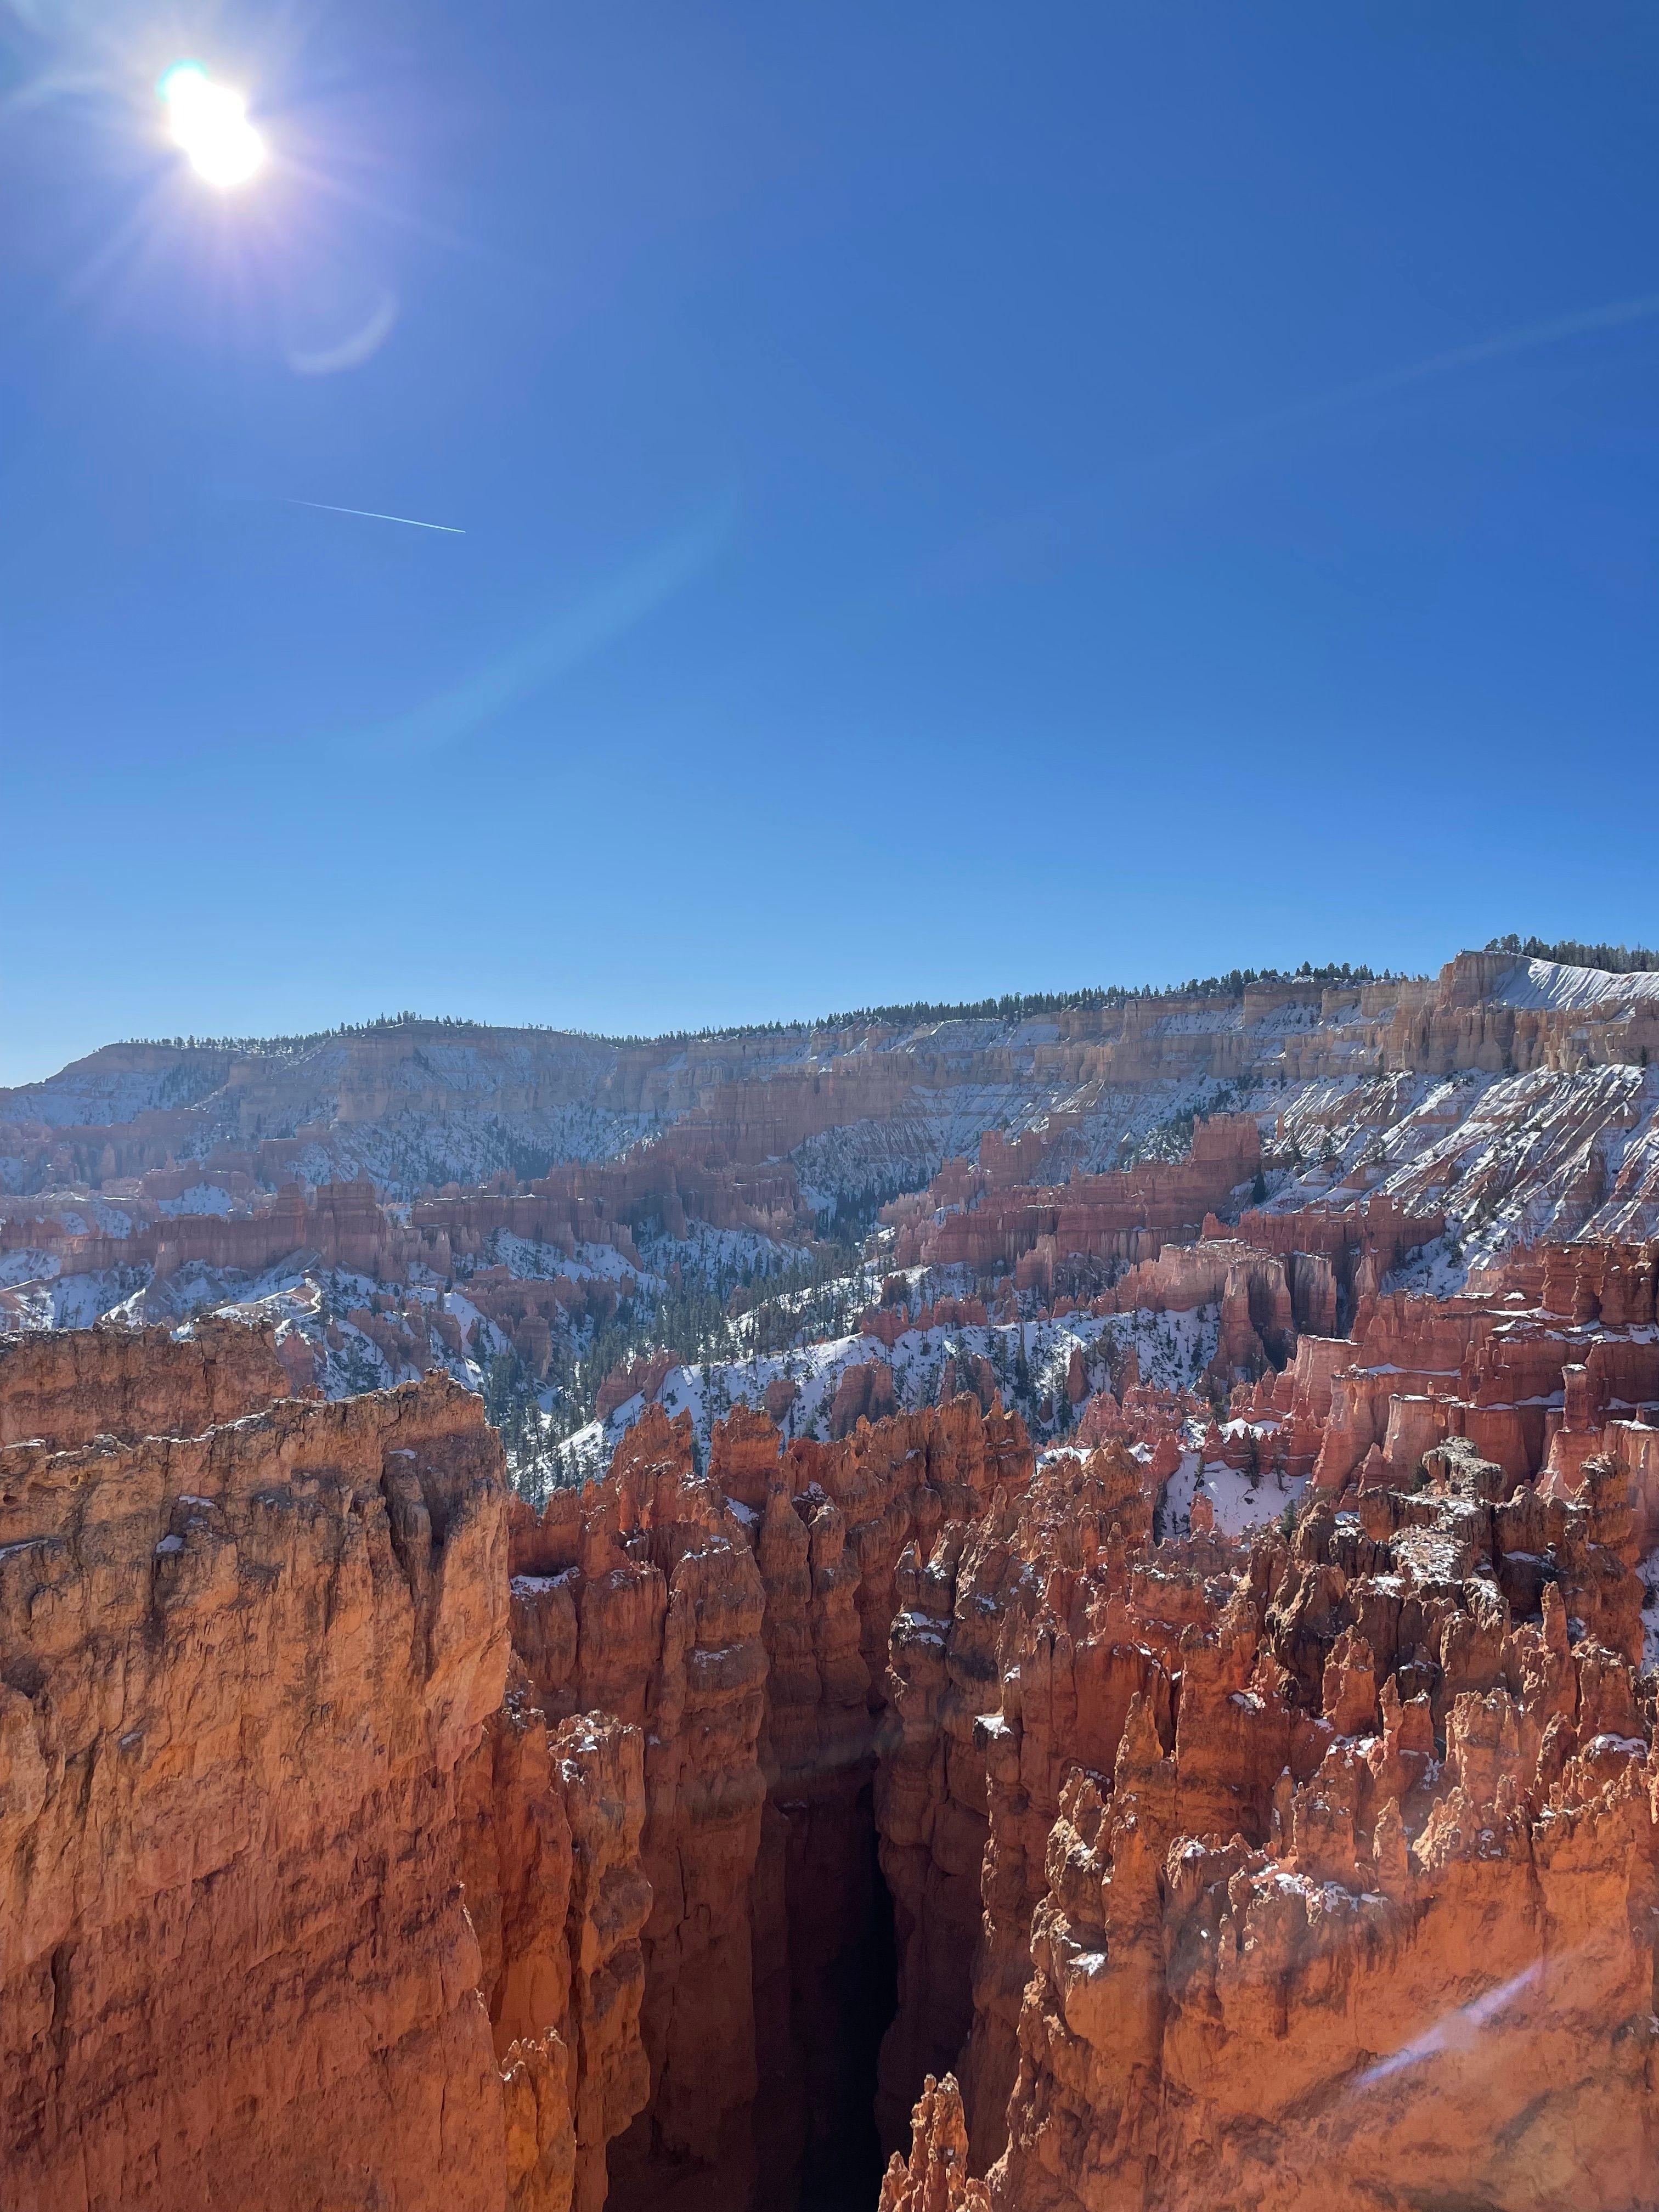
[
  {"left": 5, "top": 1243, "right": 1657, "bottom": 2209},
  {"left": 3, "top": 945, "right": 1659, "bottom": 2209}
]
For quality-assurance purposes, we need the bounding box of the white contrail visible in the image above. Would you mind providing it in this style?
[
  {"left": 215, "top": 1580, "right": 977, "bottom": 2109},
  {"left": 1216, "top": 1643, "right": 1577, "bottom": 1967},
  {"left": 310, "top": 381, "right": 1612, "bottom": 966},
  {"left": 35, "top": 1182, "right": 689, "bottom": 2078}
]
[{"left": 284, "top": 498, "right": 465, "bottom": 534}]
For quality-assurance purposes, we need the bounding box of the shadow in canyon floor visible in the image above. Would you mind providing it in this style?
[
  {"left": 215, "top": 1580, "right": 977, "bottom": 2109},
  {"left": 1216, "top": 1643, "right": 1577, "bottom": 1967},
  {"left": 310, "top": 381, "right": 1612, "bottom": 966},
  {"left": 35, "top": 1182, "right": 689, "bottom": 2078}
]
[{"left": 797, "top": 1792, "right": 899, "bottom": 2211}]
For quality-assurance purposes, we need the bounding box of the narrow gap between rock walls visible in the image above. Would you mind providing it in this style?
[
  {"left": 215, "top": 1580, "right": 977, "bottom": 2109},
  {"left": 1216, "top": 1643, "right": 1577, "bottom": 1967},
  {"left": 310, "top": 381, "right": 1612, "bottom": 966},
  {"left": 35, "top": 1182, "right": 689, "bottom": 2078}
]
[{"left": 800, "top": 1805, "right": 900, "bottom": 2212}]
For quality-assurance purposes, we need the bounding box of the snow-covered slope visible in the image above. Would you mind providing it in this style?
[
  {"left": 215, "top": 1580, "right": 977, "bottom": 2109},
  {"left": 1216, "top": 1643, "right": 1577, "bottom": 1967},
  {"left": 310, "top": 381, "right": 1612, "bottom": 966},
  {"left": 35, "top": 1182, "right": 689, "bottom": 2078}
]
[
  {"left": 554, "top": 1299, "right": 1221, "bottom": 1482},
  {"left": 1491, "top": 958, "right": 1659, "bottom": 1013}
]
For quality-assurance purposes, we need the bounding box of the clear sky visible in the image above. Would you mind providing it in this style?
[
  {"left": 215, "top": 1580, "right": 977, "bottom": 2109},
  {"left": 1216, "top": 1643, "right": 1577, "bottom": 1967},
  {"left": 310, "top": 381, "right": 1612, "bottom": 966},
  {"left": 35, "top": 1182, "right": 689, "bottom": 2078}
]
[{"left": 3, "top": 2, "right": 1657, "bottom": 1083}]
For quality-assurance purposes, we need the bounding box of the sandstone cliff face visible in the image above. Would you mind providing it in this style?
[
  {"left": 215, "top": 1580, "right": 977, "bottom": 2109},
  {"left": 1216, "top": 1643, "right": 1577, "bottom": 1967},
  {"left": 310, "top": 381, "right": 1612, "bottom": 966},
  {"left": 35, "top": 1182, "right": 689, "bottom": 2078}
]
[
  {"left": 964, "top": 1491, "right": 1227, "bottom": 2171},
  {"left": 461, "top": 1683, "right": 654, "bottom": 2212},
  {"left": 875, "top": 1497, "right": 1028, "bottom": 2153},
  {"left": 0, "top": 1373, "right": 514, "bottom": 2212},
  {"left": 501, "top": 1407, "right": 773, "bottom": 2211},
  {"left": 501, "top": 1394, "right": 1036, "bottom": 2211},
  {"left": 873, "top": 1442, "right": 1153, "bottom": 2160},
  {"left": 0, "top": 1313, "right": 291, "bottom": 1446},
  {"left": 889, "top": 1116, "right": 1262, "bottom": 1279},
  {"left": 760, "top": 1400, "right": 1032, "bottom": 2192}
]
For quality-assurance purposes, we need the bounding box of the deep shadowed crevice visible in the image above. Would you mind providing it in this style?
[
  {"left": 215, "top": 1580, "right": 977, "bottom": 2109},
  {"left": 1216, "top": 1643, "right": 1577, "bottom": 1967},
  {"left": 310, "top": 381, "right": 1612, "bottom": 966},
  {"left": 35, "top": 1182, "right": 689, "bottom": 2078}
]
[{"left": 797, "top": 1785, "right": 899, "bottom": 2211}]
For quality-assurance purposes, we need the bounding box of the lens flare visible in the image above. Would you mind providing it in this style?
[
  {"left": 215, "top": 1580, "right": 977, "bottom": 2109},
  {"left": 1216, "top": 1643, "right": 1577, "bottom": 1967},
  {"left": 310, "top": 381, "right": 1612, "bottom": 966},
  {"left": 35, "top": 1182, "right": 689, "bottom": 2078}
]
[{"left": 159, "top": 62, "right": 266, "bottom": 189}]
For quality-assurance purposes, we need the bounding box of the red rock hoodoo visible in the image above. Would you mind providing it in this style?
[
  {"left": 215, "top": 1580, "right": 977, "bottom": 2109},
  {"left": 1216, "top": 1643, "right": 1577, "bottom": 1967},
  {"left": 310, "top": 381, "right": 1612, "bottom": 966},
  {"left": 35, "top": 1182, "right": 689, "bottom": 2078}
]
[{"left": 5, "top": 1112, "right": 1659, "bottom": 2207}]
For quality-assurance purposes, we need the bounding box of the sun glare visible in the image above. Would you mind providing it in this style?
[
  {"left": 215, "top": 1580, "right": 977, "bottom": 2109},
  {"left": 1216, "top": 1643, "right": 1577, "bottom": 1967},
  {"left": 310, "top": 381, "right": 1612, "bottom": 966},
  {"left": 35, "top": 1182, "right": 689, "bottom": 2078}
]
[{"left": 159, "top": 62, "right": 266, "bottom": 189}]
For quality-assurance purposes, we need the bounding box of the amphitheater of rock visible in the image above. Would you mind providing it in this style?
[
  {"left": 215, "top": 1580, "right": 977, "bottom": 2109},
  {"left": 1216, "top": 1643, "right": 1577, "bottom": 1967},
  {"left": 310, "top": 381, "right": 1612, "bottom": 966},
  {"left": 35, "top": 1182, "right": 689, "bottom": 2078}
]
[
  {"left": 3, "top": 1239, "right": 1658, "bottom": 2209},
  {"left": 6, "top": 946, "right": 1659, "bottom": 2210}
]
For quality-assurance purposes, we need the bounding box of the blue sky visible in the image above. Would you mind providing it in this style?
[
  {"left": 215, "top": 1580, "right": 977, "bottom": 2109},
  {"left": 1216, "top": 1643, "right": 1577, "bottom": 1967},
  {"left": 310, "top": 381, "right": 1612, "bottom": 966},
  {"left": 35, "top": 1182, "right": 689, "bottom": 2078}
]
[{"left": 3, "top": 2, "right": 1657, "bottom": 1082}]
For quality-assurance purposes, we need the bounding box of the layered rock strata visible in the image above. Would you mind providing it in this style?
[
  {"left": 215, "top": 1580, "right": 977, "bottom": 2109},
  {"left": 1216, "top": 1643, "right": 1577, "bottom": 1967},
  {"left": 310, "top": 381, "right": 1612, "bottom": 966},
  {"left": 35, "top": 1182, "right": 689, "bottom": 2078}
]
[
  {"left": 8, "top": 1301, "right": 1659, "bottom": 2212},
  {"left": 0, "top": 1313, "right": 292, "bottom": 1446},
  {"left": 0, "top": 1374, "right": 518, "bottom": 2212},
  {"left": 461, "top": 1685, "right": 653, "bottom": 2212}
]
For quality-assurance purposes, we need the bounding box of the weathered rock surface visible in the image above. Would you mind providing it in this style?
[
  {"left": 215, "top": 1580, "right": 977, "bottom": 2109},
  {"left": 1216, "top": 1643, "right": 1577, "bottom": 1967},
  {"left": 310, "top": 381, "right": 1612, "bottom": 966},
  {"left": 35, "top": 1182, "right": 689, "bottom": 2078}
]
[
  {"left": 973, "top": 1459, "right": 1659, "bottom": 2210},
  {"left": 502, "top": 1406, "right": 772, "bottom": 2209},
  {"left": 8, "top": 1284, "right": 1659, "bottom": 2212},
  {"left": 889, "top": 1116, "right": 1263, "bottom": 1280},
  {"left": 0, "top": 1313, "right": 291, "bottom": 1447},
  {"left": 878, "top": 2074, "right": 988, "bottom": 2212},
  {"left": 460, "top": 1681, "right": 652, "bottom": 2212},
  {"left": 504, "top": 1393, "right": 1035, "bottom": 2211},
  {"left": 0, "top": 1373, "right": 515, "bottom": 2212},
  {"left": 873, "top": 1441, "right": 1152, "bottom": 2156}
]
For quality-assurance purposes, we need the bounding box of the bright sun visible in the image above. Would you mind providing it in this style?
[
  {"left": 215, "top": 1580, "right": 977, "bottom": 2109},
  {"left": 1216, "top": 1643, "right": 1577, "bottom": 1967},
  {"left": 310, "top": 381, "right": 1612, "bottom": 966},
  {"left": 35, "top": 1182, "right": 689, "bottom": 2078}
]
[{"left": 159, "top": 63, "right": 266, "bottom": 189}]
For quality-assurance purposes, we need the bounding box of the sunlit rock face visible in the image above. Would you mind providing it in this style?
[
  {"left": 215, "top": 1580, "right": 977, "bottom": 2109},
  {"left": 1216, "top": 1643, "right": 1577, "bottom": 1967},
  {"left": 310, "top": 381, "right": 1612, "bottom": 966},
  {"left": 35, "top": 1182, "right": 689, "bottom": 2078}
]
[
  {"left": 0, "top": 1329, "right": 1041, "bottom": 2212},
  {"left": 505, "top": 1395, "right": 1034, "bottom": 2212},
  {"left": 0, "top": 1313, "right": 292, "bottom": 1447},
  {"left": 0, "top": 1373, "right": 516, "bottom": 2212},
  {"left": 460, "top": 1683, "right": 652, "bottom": 2212},
  {"left": 4, "top": 1304, "right": 1658, "bottom": 2212},
  {"left": 971, "top": 1478, "right": 1659, "bottom": 2212},
  {"left": 879, "top": 2074, "right": 988, "bottom": 2212}
]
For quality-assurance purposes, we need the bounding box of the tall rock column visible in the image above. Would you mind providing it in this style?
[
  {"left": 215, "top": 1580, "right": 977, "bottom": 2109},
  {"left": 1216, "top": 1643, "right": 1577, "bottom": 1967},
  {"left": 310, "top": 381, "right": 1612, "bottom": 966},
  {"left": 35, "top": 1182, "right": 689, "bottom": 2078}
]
[
  {"left": 511, "top": 1408, "right": 773, "bottom": 2212},
  {"left": 460, "top": 1674, "right": 653, "bottom": 2212}
]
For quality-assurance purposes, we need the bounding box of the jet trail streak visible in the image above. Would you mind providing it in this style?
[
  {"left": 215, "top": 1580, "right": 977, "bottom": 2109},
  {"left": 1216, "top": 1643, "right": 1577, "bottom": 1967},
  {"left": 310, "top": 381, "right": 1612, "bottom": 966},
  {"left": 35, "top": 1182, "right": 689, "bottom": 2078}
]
[{"left": 285, "top": 499, "right": 465, "bottom": 535}]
